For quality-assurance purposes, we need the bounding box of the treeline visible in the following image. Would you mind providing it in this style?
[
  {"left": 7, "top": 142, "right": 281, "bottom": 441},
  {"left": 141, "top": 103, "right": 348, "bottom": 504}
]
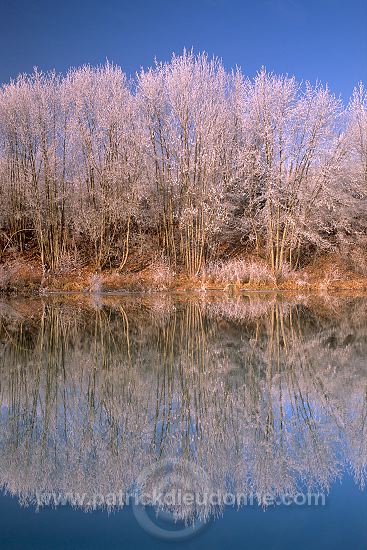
[{"left": 0, "top": 51, "right": 366, "bottom": 276}]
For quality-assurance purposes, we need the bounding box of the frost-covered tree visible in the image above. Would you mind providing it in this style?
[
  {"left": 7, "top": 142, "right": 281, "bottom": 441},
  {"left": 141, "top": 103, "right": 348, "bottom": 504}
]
[
  {"left": 137, "top": 51, "right": 232, "bottom": 275},
  {"left": 227, "top": 69, "right": 346, "bottom": 272},
  {"left": 65, "top": 63, "right": 145, "bottom": 269},
  {"left": 0, "top": 71, "right": 71, "bottom": 270}
]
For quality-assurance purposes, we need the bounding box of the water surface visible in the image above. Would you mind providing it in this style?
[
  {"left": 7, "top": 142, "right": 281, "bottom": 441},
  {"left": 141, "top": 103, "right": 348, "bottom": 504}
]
[{"left": 0, "top": 293, "right": 366, "bottom": 549}]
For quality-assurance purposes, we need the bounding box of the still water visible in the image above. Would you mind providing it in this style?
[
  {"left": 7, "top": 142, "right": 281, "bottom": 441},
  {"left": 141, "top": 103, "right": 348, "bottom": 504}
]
[{"left": 0, "top": 293, "right": 366, "bottom": 549}]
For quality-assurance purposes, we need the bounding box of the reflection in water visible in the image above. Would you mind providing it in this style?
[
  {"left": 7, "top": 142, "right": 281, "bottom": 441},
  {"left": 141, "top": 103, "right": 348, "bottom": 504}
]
[{"left": 0, "top": 293, "right": 366, "bottom": 534}]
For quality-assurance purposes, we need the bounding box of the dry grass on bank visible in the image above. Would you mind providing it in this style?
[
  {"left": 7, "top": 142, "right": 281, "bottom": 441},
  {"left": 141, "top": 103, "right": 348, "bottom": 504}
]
[{"left": 1, "top": 253, "right": 367, "bottom": 295}]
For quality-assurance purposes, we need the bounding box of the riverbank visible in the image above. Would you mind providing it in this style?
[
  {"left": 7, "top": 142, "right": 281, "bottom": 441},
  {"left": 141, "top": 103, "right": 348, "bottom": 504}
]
[{"left": 1, "top": 253, "right": 367, "bottom": 296}]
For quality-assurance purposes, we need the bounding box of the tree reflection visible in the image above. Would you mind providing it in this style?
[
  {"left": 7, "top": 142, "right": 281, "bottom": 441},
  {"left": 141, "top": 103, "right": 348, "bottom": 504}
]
[{"left": 0, "top": 294, "right": 366, "bottom": 520}]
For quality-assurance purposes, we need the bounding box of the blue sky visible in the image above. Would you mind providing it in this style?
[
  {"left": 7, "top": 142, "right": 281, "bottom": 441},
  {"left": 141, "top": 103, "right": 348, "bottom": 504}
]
[{"left": 0, "top": 0, "right": 366, "bottom": 101}]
